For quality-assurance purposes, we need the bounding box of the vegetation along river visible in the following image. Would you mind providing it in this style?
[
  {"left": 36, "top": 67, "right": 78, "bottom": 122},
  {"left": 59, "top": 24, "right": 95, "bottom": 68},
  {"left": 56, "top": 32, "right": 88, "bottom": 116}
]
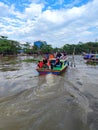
[{"left": 0, "top": 55, "right": 98, "bottom": 130}]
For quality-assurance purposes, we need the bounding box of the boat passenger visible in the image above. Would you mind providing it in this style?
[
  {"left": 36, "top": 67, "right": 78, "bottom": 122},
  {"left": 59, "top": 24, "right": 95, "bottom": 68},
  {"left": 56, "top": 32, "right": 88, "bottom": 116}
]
[
  {"left": 49, "top": 53, "right": 54, "bottom": 59},
  {"left": 50, "top": 59, "right": 55, "bottom": 69},
  {"left": 43, "top": 57, "right": 48, "bottom": 64},
  {"left": 55, "top": 58, "right": 62, "bottom": 67},
  {"left": 47, "top": 60, "right": 51, "bottom": 69},
  {"left": 61, "top": 53, "right": 67, "bottom": 60},
  {"left": 42, "top": 57, "right": 51, "bottom": 69},
  {"left": 56, "top": 52, "right": 62, "bottom": 58},
  {"left": 37, "top": 61, "right": 43, "bottom": 68}
]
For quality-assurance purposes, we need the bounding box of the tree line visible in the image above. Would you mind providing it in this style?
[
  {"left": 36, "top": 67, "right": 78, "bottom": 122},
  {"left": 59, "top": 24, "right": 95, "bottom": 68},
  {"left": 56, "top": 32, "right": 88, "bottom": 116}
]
[{"left": 0, "top": 35, "right": 98, "bottom": 56}]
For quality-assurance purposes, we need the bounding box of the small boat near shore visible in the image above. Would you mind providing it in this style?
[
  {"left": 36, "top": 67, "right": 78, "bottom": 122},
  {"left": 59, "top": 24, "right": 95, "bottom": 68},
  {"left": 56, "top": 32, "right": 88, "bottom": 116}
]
[
  {"left": 36, "top": 57, "right": 69, "bottom": 75},
  {"left": 83, "top": 53, "right": 98, "bottom": 64}
]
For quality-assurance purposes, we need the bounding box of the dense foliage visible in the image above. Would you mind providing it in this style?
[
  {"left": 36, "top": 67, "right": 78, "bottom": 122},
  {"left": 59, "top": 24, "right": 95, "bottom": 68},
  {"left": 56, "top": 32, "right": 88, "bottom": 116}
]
[
  {"left": 62, "top": 42, "right": 98, "bottom": 54},
  {"left": 0, "top": 35, "right": 98, "bottom": 55},
  {"left": 0, "top": 36, "right": 21, "bottom": 55}
]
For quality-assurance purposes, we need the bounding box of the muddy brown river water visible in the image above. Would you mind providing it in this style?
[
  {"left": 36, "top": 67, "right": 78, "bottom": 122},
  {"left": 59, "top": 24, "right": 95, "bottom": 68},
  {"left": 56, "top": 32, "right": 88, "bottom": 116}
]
[{"left": 0, "top": 55, "right": 98, "bottom": 130}]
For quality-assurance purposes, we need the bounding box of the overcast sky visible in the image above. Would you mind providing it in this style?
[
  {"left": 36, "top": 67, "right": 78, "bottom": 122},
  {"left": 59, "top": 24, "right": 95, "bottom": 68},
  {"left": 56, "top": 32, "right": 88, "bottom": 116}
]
[{"left": 0, "top": 0, "right": 98, "bottom": 47}]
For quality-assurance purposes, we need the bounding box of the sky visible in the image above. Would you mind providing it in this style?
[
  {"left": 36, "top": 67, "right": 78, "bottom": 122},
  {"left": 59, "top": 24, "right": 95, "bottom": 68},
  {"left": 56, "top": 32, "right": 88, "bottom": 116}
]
[{"left": 0, "top": 0, "right": 98, "bottom": 47}]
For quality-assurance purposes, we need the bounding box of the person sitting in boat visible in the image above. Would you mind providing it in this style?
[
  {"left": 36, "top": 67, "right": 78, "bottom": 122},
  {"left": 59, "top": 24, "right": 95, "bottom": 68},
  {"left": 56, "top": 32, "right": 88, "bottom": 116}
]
[
  {"left": 42, "top": 57, "right": 50, "bottom": 68},
  {"left": 56, "top": 52, "right": 62, "bottom": 58},
  {"left": 43, "top": 57, "right": 48, "bottom": 64},
  {"left": 54, "top": 58, "right": 62, "bottom": 67},
  {"left": 47, "top": 60, "right": 51, "bottom": 69},
  {"left": 49, "top": 53, "right": 54, "bottom": 59},
  {"left": 37, "top": 61, "right": 43, "bottom": 68},
  {"left": 50, "top": 59, "right": 55, "bottom": 69},
  {"left": 61, "top": 52, "right": 67, "bottom": 60}
]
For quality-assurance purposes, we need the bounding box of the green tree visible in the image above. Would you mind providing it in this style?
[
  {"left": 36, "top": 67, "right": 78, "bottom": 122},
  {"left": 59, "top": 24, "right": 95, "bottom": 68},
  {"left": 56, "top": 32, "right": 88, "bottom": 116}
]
[
  {"left": 40, "top": 44, "right": 53, "bottom": 54},
  {"left": 0, "top": 38, "right": 21, "bottom": 55},
  {"left": 32, "top": 44, "right": 39, "bottom": 54}
]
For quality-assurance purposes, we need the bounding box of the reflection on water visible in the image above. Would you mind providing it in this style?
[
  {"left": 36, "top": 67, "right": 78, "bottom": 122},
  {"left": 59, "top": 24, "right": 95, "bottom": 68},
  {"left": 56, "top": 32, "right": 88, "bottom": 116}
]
[{"left": 0, "top": 55, "right": 98, "bottom": 130}]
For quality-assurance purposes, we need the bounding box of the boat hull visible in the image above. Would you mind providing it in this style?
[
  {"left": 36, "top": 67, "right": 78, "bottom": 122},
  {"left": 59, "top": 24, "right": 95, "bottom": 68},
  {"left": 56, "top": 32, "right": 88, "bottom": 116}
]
[{"left": 36, "top": 66, "right": 68, "bottom": 75}]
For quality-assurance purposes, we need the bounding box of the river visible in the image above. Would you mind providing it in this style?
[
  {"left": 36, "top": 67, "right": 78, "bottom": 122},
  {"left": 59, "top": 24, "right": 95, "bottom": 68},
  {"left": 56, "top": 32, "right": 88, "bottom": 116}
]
[{"left": 0, "top": 55, "right": 98, "bottom": 130}]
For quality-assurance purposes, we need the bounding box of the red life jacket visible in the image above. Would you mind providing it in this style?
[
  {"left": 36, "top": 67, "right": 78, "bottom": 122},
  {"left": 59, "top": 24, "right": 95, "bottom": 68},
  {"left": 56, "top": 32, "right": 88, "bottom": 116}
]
[{"left": 38, "top": 61, "right": 43, "bottom": 68}]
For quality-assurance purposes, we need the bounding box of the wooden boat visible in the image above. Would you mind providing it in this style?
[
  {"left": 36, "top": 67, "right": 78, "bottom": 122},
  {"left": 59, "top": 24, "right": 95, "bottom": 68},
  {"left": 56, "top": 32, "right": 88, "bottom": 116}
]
[
  {"left": 83, "top": 53, "right": 98, "bottom": 64},
  {"left": 83, "top": 53, "right": 93, "bottom": 59},
  {"left": 36, "top": 58, "right": 69, "bottom": 75}
]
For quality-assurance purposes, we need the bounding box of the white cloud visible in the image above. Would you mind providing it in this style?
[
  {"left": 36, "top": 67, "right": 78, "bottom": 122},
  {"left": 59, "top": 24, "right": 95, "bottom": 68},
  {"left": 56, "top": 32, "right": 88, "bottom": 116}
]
[
  {"left": 25, "top": 3, "right": 44, "bottom": 18},
  {"left": 41, "top": 10, "right": 64, "bottom": 24},
  {"left": 0, "top": 2, "right": 15, "bottom": 16},
  {"left": 0, "top": 0, "right": 98, "bottom": 47}
]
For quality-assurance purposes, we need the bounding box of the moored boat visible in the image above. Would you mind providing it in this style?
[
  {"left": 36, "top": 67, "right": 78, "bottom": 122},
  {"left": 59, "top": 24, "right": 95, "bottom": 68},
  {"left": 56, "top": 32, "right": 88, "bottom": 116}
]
[
  {"left": 83, "top": 53, "right": 98, "bottom": 64},
  {"left": 83, "top": 53, "right": 94, "bottom": 59}
]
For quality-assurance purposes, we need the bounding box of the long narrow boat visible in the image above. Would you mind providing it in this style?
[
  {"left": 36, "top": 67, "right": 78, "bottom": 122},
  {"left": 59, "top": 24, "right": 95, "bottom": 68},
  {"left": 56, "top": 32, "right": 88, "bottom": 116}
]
[
  {"left": 83, "top": 53, "right": 98, "bottom": 59},
  {"left": 83, "top": 53, "right": 98, "bottom": 64},
  {"left": 36, "top": 58, "right": 69, "bottom": 75}
]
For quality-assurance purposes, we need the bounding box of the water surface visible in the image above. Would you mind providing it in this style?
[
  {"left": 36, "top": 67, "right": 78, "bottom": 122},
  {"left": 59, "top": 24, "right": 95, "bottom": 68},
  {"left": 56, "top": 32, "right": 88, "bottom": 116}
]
[{"left": 0, "top": 55, "right": 98, "bottom": 130}]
